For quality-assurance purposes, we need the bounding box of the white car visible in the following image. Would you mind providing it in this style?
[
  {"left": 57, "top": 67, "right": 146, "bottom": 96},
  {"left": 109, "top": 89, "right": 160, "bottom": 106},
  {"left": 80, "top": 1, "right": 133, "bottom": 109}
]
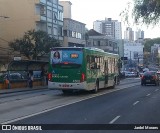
[{"left": 125, "top": 71, "right": 136, "bottom": 77}]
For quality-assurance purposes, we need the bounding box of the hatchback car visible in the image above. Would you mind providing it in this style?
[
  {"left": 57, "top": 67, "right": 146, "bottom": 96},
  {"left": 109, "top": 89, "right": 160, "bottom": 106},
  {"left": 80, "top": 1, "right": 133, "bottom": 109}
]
[
  {"left": 141, "top": 71, "right": 159, "bottom": 86},
  {"left": 125, "top": 71, "right": 136, "bottom": 77},
  {"left": 0, "top": 73, "right": 24, "bottom": 81}
]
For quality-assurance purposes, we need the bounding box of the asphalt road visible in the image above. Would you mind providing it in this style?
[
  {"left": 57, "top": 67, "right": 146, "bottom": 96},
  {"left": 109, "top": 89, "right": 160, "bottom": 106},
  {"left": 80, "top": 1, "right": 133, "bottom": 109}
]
[{"left": 6, "top": 79, "right": 159, "bottom": 133}]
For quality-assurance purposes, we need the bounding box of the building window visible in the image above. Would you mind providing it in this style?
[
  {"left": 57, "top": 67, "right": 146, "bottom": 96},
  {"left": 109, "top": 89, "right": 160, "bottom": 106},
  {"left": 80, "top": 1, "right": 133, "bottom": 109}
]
[
  {"left": 47, "top": 0, "right": 52, "bottom": 3},
  {"left": 64, "top": 30, "right": 67, "bottom": 36},
  {"left": 53, "top": 12, "right": 57, "bottom": 22},
  {"left": 58, "top": 11, "right": 63, "bottom": 21},
  {"left": 58, "top": 26, "right": 63, "bottom": 36},
  {"left": 72, "top": 31, "right": 76, "bottom": 38},
  {"left": 93, "top": 41, "right": 97, "bottom": 46},
  {"left": 47, "top": 9, "right": 52, "bottom": 18},
  {"left": 98, "top": 41, "right": 100, "bottom": 46},
  {"left": 53, "top": 0, "right": 57, "bottom": 4},
  {"left": 40, "top": 5, "right": 46, "bottom": 16},
  {"left": 69, "top": 30, "right": 72, "bottom": 37},
  {"left": 48, "top": 26, "right": 52, "bottom": 34},
  {"left": 53, "top": 27, "right": 57, "bottom": 35}
]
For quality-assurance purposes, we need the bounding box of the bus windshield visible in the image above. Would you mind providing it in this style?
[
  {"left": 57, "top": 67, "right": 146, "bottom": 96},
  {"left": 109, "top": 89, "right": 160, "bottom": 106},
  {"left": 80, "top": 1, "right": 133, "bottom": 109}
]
[{"left": 50, "top": 49, "right": 83, "bottom": 68}]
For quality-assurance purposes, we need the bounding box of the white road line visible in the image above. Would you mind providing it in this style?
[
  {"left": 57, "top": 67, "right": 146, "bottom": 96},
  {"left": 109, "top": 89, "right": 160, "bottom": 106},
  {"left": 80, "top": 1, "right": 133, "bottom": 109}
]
[
  {"left": 109, "top": 116, "right": 121, "bottom": 124},
  {"left": 146, "top": 94, "right": 151, "bottom": 96},
  {"left": 155, "top": 89, "right": 159, "bottom": 92},
  {"left": 1, "top": 82, "right": 139, "bottom": 124},
  {"left": 133, "top": 101, "right": 139, "bottom": 106}
]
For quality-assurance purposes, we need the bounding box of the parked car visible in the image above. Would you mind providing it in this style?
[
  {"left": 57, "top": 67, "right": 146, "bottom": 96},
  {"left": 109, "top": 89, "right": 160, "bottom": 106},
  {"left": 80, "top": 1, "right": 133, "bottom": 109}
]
[
  {"left": 156, "top": 71, "right": 160, "bottom": 78},
  {"left": 139, "top": 72, "right": 144, "bottom": 77},
  {"left": 141, "top": 71, "right": 159, "bottom": 86},
  {"left": 125, "top": 71, "right": 136, "bottom": 77},
  {"left": 0, "top": 73, "right": 24, "bottom": 81}
]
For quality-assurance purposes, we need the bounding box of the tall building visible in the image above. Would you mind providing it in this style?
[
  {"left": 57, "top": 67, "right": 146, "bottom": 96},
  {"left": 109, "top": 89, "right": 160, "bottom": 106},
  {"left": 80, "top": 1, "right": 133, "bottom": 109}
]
[
  {"left": 59, "top": 1, "right": 72, "bottom": 19},
  {"left": 0, "top": 0, "right": 63, "bottom": 63},
  {"left": 135, "top": 29, "right": 144, "bottom": 40},
  {"left": 86, "top": 29, "right": 118, "bottom": 54},
  {"left": 93, "top": 20, "right": 102, "bottom": 34},
  {"left": 93, "top": 18, "right": 122, "bottom": 40},
  {"left": 59, "top": 1, "right": 86, "bottom": 47},
  {"left": 124, "top": 27, "right": 134, "bottom": 42}
]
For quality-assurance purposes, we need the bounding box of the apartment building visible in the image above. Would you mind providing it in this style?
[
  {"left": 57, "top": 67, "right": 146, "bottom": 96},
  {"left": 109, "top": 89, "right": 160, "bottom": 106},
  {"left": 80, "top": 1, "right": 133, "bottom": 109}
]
[
  {"left": 0, "top": 0, "right": 63, "bottom": 64},
  {"left": 124, "top": 27, "right": 134, "bottom": 42},
  {"left": 59, "top": 1, "right": 86, "bottom": 47},
  {"left": 124, "top": 42, "right": 144, "bottom": 66},
  {"left": 93, "top": 18, "right": 122, "bottom": 40},
  {"left": 59, "top": 1, "right": 72, "bottom": 19},
  {"left": 87, "top": 29, "right": 118, "bottom": 54},
  {"left": 135, "top": 29, "right": 144, "bottom": 40}
]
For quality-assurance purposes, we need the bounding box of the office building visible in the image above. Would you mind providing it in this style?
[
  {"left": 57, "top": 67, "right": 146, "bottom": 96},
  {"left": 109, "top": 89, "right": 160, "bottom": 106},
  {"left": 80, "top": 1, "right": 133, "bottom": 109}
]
[
  {"left": 93, "top": 18, "right": 122, "bottom": 40},
  {"left": 0, "top": 0, "right": 63, "bottom": 64},
  {"left": 124, "top": 27, "right": 134, "bottom": 42},
  {"left": 59, "top": 1, "right": 86, "bottom": 47}
]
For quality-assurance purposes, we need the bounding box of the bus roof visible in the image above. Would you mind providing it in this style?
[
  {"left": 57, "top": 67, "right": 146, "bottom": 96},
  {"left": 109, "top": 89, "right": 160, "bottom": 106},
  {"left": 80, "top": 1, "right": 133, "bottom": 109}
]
[{"left": 51, "top": 47, "right": 119, "bottom": 57}]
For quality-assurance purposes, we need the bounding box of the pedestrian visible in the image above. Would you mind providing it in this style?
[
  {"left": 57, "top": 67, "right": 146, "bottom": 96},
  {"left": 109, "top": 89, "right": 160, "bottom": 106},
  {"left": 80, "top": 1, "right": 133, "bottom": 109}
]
[
  {"left": 45, "top": 70, "right": 48, "bottom": 85},
  {"left": 29, "top": 70, "right": 33, "bottom": 88},
  {"left": 5, "top": 74, "right": 11, "bottom": 89},
  {"left": 41, "top": 67, "right": 46, "bottom": 86},
  {"left": 27, "top": 71, "right": 30, "bottom": 87}
]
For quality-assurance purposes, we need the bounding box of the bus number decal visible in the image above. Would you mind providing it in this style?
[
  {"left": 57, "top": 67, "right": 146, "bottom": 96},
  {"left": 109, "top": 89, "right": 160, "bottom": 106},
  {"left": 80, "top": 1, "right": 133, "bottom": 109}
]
[{"left": 73, "top": 80, "right": 80, "bottom": 83}]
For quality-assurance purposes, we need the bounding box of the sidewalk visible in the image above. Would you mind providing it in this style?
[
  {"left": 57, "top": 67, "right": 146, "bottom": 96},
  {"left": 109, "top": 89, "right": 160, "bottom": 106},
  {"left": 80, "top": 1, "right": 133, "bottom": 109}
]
[{"left": 0, "top": 85, "right": 48, "bottom": 95}]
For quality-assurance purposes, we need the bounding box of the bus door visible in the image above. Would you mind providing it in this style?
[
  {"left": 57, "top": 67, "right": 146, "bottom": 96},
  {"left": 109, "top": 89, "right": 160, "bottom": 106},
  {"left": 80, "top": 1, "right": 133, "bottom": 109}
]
[{"left": 104, "top": 61, "right": 108, "bottom": 85}]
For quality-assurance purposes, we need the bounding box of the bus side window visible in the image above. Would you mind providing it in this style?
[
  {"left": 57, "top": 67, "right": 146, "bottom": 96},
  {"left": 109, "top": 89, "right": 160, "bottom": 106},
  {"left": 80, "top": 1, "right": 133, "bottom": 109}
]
[
  {"left": 87, "top": 55, "right": 90, "bottom": 69},
  {"left": 90, "top": 56, "right": 95, "bottom": 69}
]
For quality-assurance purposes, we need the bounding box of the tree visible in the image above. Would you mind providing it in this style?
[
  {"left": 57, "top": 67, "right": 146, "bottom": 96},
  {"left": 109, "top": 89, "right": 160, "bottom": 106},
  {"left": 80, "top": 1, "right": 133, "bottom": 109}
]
[
  {"left": 133, "top": 0, "right": 160, "bottom": 25},
  {"left": 120, "top": 0, "right": 160, "bottom": 26},
  {"left": 144, "top": 37, "right": 160, "bottom": 52},
  {"left": 9, "top": 30, "right": 61, "bottom": 60}
]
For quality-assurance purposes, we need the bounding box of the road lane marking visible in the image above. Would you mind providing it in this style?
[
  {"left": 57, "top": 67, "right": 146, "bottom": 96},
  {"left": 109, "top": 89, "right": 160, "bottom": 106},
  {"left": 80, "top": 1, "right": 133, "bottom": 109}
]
[
  {"left": 1, "top": 82, "right": 139, "bottom": 124},
  {"left": 155, "top": 89, "right": 159, "bottom": 92},
  {"left": 109, "top": 116, "right": 121, "bottom": 124},
  {"left": 146, "top": 94, "right": 151, "bottom": 96},
  {"left": 133, "top": 101, "right": 139, "bottom": 106}
]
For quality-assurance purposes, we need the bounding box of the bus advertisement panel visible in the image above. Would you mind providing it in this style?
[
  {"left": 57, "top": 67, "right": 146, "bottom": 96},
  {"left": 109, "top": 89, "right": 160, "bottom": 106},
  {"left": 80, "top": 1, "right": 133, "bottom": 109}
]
[{"left": 51, "top": 50, "right": 83, "bottom": 65}]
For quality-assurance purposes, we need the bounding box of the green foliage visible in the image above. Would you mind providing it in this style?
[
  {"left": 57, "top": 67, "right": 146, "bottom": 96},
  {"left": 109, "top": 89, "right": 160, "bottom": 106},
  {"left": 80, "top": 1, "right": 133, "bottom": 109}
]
[
  {"left": 133, "top": 0, "right": 160, "bottom": 25},
  {"left": 9, "top": 30, "right": 60, "bottom": 60},
  {"left": 144, "top": 37, "right": 160, "bottom": 52}
]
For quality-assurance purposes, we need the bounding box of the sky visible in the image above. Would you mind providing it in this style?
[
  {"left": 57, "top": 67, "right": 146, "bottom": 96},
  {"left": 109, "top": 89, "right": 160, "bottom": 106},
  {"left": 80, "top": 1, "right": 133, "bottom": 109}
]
[{"left": 61, "top": 0, "right": 160, "bottom": 39}]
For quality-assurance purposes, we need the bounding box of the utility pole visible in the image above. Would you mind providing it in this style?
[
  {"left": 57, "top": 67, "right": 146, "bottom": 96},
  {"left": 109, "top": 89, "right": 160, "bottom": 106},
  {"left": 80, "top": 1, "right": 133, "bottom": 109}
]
[{"left": 130, "top": 51, "right": 132, "bottom": 65}]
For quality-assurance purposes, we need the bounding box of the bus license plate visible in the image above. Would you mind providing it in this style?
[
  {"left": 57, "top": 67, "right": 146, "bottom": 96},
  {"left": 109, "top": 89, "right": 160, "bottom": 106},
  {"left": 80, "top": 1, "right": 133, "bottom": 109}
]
[
  {"left": 63, "top": 84, "right": 69, "bottom": 87},
  {"left": 146, "top": 80, "right": 150, "bottom": 82}
]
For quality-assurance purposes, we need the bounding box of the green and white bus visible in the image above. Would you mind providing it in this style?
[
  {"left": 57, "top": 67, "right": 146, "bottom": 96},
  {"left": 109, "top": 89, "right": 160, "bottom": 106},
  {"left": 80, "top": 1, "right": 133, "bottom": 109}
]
[{"left": 48, "top": 47, "right": 120, "bottom": 93}]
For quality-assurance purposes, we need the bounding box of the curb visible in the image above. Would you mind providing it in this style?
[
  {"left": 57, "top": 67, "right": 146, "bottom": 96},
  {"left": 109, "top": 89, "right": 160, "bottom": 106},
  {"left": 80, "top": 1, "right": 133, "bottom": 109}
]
[{"left": 0, "top": 86, "right": 48, "bottom": 95}]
